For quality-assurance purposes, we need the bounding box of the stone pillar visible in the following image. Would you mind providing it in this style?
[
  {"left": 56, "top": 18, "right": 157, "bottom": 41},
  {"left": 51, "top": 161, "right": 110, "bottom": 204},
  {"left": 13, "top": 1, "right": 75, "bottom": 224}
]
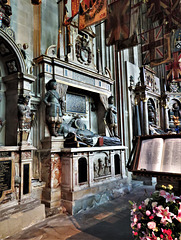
[
  {"left": 57, "top": 1, "right": 65, "bottom": 60},
  {"left": 164, "top": 99, "right": 169, "bottom": 131},
  {"left": 160, "top": 97, "right": 168, "bottom": 131},
  {"left": 164, "top": 106, "right": 169, "bottom": 130},
  {"left": 2, "top": 72, "right": 35, "bottom": 146},
  {"left": 143, "top": 98, "right": 149, "bottom": 135},
  {"left": 120, "top": 150, "right": 127, "bottom": 178},
  {"left": 88, "top": 152, "right": 93, "bottom": 187},
  {"left": 72, "top": 153, "right": 79, "bottom": 192},
  {"left": 110, "top": 150, "right": 115, "bottom": 177}
]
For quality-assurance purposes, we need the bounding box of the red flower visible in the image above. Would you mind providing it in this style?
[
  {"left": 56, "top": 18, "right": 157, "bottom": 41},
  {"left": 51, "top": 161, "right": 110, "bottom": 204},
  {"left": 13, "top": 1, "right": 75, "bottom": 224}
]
[
  {"left": 162, "top": 229, "right": 172, "bottom": 236},
  {"left": 138, "top": 205, "right": 142, "bottom": 210},
  {"left": 149, "top": 215, "right": 154, "bottom": 219},
  {"left": 133, "top": 231, "right": 138, "bottom": 236}
]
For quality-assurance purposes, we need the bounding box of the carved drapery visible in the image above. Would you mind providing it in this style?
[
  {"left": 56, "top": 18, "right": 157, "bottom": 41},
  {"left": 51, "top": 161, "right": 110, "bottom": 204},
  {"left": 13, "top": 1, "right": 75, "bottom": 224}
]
[{"left": 99, "top": 94, "right": 108, "bottom": 110}]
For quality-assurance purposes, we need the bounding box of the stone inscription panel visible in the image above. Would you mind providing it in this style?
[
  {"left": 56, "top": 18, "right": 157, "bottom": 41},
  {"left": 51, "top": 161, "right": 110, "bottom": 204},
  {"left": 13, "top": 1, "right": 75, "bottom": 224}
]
[
  {"left": 0, "top": 160, "right": 12, "bottom": 199},
  {"left": 66, "top": 93, "right": 86, "bottom": 114}
]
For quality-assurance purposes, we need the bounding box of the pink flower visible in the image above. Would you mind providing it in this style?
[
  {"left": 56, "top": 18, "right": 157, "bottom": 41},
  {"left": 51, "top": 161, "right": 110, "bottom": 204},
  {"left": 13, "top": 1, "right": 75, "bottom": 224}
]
[
  {"left": 176, "top": 211, "right": 181, "bottom": 222},
  {"left": 146, "top": 210, "right": 151, "bottom": 216},
  {"left": 165, "top": 192, "right": 178, "bottom": 203},
  {"left": 147, "top": 221, "right": 156, "bottom": 230},
  {"left": 159, "top": 190, "right": 167, "bottom": 197},
  {"left": 132, "top": 214, "right": 138, "bottom": 224},
  {"left": 156, "top": 206, "right": 174, "bottom": 224},
  {"left": 131, "top": 222, "right": 135, "bottom": 228},
  {"left": 137, "top": 223, "right": 141, "bottom": 229},
  {"left": 175, "top": 202, "right": 181, "bottom": 222}
]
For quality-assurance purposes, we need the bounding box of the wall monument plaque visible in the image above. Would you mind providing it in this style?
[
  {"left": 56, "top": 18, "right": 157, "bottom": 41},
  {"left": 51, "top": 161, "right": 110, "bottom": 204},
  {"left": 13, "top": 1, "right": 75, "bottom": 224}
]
[{"left": 0, "top": 159, "right": 12, "bottom": 201}]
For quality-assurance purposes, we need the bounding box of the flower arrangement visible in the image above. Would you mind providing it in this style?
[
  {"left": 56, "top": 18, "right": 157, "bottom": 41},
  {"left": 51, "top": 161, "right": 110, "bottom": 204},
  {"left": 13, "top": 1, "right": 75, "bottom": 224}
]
[{"left": 130, "top": 185, "right": 181, "bottom": 240}]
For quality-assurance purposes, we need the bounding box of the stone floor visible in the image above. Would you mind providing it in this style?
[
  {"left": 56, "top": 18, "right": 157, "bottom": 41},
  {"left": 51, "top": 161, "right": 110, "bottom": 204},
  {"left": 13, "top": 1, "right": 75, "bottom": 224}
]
[{"left": 7, "top": 181, "right": 155, "bottom": 240}]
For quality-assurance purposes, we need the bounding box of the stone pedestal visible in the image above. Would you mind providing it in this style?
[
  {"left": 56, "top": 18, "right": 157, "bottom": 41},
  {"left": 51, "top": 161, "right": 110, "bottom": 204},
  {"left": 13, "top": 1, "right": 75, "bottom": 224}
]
[
  {"left": 41, "top": 136, "right": 64, "bottom": 150},
  {"left": 40, "top": 136, "right": 64, "bottom": 211},
  {"left": 40, "top": 150, "right": 62, "bottom": 209}
]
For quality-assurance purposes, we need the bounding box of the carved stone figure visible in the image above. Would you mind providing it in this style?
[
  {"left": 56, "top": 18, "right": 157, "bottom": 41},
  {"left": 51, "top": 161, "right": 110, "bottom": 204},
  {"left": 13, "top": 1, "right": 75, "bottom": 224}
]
[
  {"left": 105, "top": 96, "right": 118, "bottom": 137},
  {"left": 62, "top": 113, "right": 121, "bottom": 147},
  {"left": 147, "top": 99, "right": 156, "bottom": 124},
  {"left": 173, "top": 102, "right": 180, "bottom": 118},
  {"left": 44, "top": 79, "right": 64, "bottom": 137},
  {"left": 98, "top": 158, "right": 104, "bottom": 176},
  {"left": 94, "top": 162, "right": 99, "bottom": 178},
  {"left": 17, "top": 95, "right": 35, "bottom": 142},
  {"left": 17, "top": 43, "right": 35, "bottom": 74},
  {"left": 18, "top": 95, "right": 33, "bottom": 130},
  {"left": 61, "top": 114, "right": 98, "bottom": 147},
  {"left": 172, "top": 102, "right": 180, "bottom": 127},
  {"left": 104, "top": 157, "right": 111, "bottom": 175}
]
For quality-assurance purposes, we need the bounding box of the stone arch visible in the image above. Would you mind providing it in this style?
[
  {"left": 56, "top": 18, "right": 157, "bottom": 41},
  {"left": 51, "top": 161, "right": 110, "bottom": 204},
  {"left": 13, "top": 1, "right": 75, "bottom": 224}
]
[
  {"left": 0, "top": 29, "right": 26, "bottom": 76},
  {"left": 0, "top": 29, "right": 34, "bottom": 146}
]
